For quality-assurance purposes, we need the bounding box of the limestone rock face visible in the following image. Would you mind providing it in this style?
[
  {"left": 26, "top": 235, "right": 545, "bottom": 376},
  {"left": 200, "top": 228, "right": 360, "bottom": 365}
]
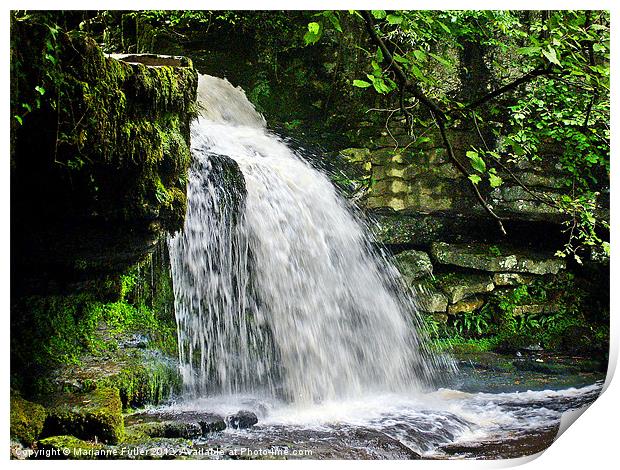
[
  {"left": 395, "top": 250, "right": 433, "bottom": 282},
  {"left": 414, "top": 286, "right": 449, "bottom": 313},
  {"left": 11, "top": 27, "right": 198, "bottom": 293},
  {"left": 431, "top": 242, "right": 566, "bottom": 275},
  {"left": 448, "top": 297, "right": 485, "bottom": 314},
  {"left": 438, "top": 274, "right": 495, "bottom": 304},
  {"left": 493, "top": 273, "right": 533, "bottom": 286}
]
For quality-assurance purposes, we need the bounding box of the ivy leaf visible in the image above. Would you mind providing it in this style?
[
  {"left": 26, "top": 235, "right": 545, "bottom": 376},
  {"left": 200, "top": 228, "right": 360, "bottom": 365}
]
[
  {"left": 466, "top": 150, "right": 486, "bottom": 173},
  {"left": 14, "top": 115, "right": 23, "bottom": 125},
  {"left": 468, "top": 174, "right": 482, "bottom": 185},
  {"left": 371, "top": 10, "right": 386, "bottom": 19},
  {"left": 386, "top": 14, "right": 403, "bottom": 25},
  {"left": 35, "top": 85, "right": 46, "bottom": 95},
  {"left": 542, "top": 46, "right": 561, "bottom": 66},
  {"left": 352, "top": 79, "right": 372, "bottom": 88}
]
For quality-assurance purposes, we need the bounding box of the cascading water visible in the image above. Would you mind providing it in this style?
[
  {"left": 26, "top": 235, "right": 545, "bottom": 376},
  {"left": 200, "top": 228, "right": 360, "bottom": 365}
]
[
  {"left": 169, "top": 74, "right": 453, "bottom": 403},
  {"left": 157, "top": 75, "right": 603, "bottom": 458}
]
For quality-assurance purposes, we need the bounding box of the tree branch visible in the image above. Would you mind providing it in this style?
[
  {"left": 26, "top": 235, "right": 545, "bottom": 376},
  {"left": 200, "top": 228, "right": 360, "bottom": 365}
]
[
  {"left": 461, "top": 66, "right": 551, "bottom": 111},
  {"left": 360, "top": 10, "right": 445, "bottom": 119},
  {"left": 360, "top": 10, "right": 506, "bottom": 236},
  {"left": 436, "top": 117, "right": 507, "bottom": 236}
]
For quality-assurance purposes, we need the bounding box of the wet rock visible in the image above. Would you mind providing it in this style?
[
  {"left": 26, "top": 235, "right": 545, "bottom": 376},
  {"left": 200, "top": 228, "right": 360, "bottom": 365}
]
[
  {"left": 493, "top": 273, "right": 533, "bottom": 286},
  {"left": 448, "top": 297, "right": 484, "bottom": 314},
  {"left": 48, "top": 348, "right": 181, "bottom": 409},
  {"left": 226, "top": 410, "right": 258, "bottom": 429},
  {"left": 414, "top": 285, "right": 449, "bottom": 313},
  {"left": 10, "top": 394, "right": 47, "bottom": 446},
  {"left": 127, "top": 421, "right": 203, "bottom": 440},
  {"left": 395, "top": 250, "right": 433, "bottom": 282},
  {"left": 438, "top": 274, "right": 494, "bottom": 304},
  {"left": 42, "top": 387, "right": 124, "bottom": 444},
  {"left": 431, "top": 242, "right": 566, "bottom": 275},
  {"left": 125, "top": 410, "right": 226, "bottom": 437}
]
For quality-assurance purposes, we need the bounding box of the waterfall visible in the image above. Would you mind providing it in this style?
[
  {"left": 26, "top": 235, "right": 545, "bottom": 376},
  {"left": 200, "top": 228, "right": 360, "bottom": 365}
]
[{"left": 169, "top": 75, "right": 453, "bottom": 404}]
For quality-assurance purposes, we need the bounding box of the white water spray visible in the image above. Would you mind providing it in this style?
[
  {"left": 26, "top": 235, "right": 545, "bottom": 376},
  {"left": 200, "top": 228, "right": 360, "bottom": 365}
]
[{"left": 169, "top": 75, "right": 453, "bottom": 403}]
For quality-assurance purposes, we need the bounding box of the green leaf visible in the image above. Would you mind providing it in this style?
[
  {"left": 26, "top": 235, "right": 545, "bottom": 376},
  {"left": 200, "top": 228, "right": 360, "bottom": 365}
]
[
  {"left": 489, "top": 172, "right": 503, "bottom": 188},
  {"left": 517, "top": 46, "right": 542, "bottom": 56},
  {"left": 468, "top": 174, "right": 482, "bottom": 185},
  {"left": 307, "top": 22, "right": 320, "bottom": 34},
  {"left": 429, "top": 52, "right": 451, "bottom": 67},
  {"left": 45, "top": 53, "right": 58, "bottom": 65},
  {"left": 386, "top": 14, "right": 403, "bottom": 25},
  {"left": 371, "top": 10, "right": 386, "bottom": 19},
  {"left": 393, "top": 54, "right": 409, "bottom": 64},
  {"left": 324, "top": 12, "right": 342, "bottom": 32},
  {"left": 14, "top": 115, "right": 23, "bottom": 125},
  {"left": 376, "top": 47, "right": 384, "bottom": 63},
  {"left": 542, "top": 46, "right": 561, "bottom": 66},
  {"left": 35, "top": 85, "right": 46, "bottom": 95},
  {"left": 466, "top": 150, "right": 486, "bottom": 173},
  {"left": 352, "top": 79, "right": 372, "bottom": 88},
  {"left": 436, "top": 21, "right": 451, "bottom": 33},
  {"left": 412, "top": 50, "right": 427, "bottom": 62}
]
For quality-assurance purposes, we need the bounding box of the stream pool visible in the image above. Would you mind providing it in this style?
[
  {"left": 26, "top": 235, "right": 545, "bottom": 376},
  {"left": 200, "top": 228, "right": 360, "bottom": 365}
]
[{"left": 124, "top": 353, "right": 605, "bottom": 460}]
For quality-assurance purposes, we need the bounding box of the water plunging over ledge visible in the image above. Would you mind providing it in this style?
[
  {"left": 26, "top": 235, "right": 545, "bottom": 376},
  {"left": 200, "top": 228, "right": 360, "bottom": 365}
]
[
  {"left": 162, "top": 75, "right": 602, "bottom": 458},
  {"left": 168, "top": 74, "right": 453, "bottom": 402}
]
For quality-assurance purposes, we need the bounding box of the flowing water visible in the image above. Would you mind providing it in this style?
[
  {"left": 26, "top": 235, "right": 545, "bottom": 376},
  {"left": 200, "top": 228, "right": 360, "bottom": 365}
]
[{"left": 164, "top": 74, "right": 602, "bottom": 458}]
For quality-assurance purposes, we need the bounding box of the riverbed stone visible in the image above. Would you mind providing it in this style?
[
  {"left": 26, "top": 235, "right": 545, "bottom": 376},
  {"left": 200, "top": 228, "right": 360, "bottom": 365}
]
[
  {"left": 448, "top": 297, "right": 485, "bottom": 314},
  {"left": 395, "top": 250, "right": 433, "bottom": 282},
  {"left": 10, "top": 394, "right": 47, "bottom": 446},
  {"left": 43, "top": 387, "right": 124, "bottom": 444},
  {"left": 438, "top": 274, "right": 495, "bottom": 304},
  {"left": 125, "top": 410, "right": 227, "bottom": 438},
  {"left": 226, "top": 410, "right": 258, "bottom": 429},
  {"left": 430, "top": 242, "right": 566, "bottom": 275},
  {"left": 126, "top": 421, "right": 203, "bottom": 440}
]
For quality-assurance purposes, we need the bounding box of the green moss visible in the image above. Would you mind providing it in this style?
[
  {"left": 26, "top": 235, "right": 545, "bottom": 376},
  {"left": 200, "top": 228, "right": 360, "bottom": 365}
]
[
  {"left": 94, "top": 356, "right": 182, "bottom": 409},
  {"left": 37, "top": 435, "right": 106, "bottom": 459},
  {"left": 10, "top": 394, "right": 48, "bottom": 446},
  {"left": 44, "top": 387, "right": 124, "bottom": 444}
]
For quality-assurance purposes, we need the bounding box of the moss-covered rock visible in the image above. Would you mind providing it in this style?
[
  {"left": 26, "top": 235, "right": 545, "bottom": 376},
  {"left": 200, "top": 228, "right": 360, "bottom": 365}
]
[
  {"left": 10, "top": 394, "right": 48, "bottom": 446},
  {"left": 11, "top": 17, "right": 198, "bottom": 292},
  {"left": 438, "top": 274, "right": 495, "bottom": 304},
  {"left": 43, "top": 387, "right": 124, "bottom": 444},
  {"left": 394, "top": 250, "right": 433, "bottom": 282},
  {"left": 126, "top": 421, "right": 203, "bottom": 440},
  {"left": 431, "top": 242, "right": 566, "bottom": 275},
  {"left": 36, "top": 435, "right": 107, "bottom": 460}
]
